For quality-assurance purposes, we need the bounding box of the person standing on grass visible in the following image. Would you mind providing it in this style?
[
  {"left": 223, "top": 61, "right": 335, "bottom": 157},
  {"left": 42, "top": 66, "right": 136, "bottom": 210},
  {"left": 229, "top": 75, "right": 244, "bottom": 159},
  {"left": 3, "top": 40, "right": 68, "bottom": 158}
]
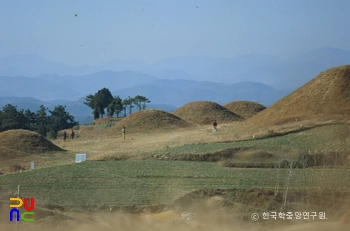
[
  {"left": 122, "top": 127, "right": 126, "bottom": 140},
  {"left": 63, "top": 130, "right": 67, "bottom": 141},
  {"left": 212, "top": 120, "right": 217, "bottom": 132},
  {"left": 71, "top": 129, "right": 75, "bottom": 139}
]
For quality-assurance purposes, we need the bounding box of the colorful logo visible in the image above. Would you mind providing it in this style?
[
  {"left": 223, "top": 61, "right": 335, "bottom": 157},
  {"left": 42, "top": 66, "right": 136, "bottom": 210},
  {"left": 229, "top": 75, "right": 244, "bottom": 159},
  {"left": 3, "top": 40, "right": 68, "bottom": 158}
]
[{"left": 9, "top": 198, "right": 35, "bottom": 222}]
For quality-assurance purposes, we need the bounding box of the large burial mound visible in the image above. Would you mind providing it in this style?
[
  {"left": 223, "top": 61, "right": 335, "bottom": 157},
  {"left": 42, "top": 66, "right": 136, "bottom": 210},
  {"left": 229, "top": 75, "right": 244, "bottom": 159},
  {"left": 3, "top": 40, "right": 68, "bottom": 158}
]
[
  {"left": 173, "top": 101, "right": 244, "bottom": 125},
  {"left": 246, "top": 65, "right": 350, "bottom": 127},
  {"left": 113, "top": 109, "right": 193, "bottom": 131},
  {"left": 0, "top": 129, "right": 63, "bottom": 160},
  {"left": 224, "top": 100, "right": 266, "bottom": 119},
  {"left": 92, "top": 116, "right": 122, "bottom": 125}
]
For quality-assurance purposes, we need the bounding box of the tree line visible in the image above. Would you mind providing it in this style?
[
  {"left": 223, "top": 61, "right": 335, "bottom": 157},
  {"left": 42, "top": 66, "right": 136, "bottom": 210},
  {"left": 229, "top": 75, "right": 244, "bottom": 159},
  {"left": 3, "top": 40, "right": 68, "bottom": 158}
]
[
  {"left": 84, "top": 88, "right": 150, "bottom": 120},
  {"left": 0, "top": 104, "right": 78, "bottom": 138}
]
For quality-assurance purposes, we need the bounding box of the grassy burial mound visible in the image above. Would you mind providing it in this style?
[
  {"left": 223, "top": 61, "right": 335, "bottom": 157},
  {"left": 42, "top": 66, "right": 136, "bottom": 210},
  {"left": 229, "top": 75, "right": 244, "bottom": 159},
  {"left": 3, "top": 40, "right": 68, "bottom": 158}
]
[
  {"left": 245, "top": 65, "right": 350, "bottom": 127},
  {"left": 224, "top": 100, "right": 266, "bottom": 119},
  {"left": 173, "top": 101, "right": 244, "bottom": 125},
  {"left": 0, "top": 129, "right": 63, "bottom": 160},
  {"left": 92, "top": 116, "right": 122, "bottom": 125},
  {"left": 112, "top": 109, "right": 193, "bottom": 132}
]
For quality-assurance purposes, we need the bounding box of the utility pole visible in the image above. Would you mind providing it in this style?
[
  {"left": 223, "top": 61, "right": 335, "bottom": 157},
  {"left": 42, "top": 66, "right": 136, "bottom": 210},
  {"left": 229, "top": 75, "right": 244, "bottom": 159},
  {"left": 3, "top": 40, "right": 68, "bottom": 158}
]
[{"left": 16, "top": 185, "right": 20, "bottom": 231}]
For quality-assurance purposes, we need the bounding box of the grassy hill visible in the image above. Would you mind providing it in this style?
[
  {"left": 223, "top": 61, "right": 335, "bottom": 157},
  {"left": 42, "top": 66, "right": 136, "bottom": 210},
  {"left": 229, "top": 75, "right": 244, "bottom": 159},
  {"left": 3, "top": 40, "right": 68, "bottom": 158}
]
[
  {"left": 173, "top": 101, "right": 244, "bottom": 125},
  {"left": 224, "top": 100, "right": 266, "bottom": 119},
  {"left": 245, "top": 65, "right": 350, "bottom": 128},
  {"left": 0, "top": 130, "right": 63, "bottom": 160},
  {"left": 110, "top": 109, "right": 193, "bottom": 133}
]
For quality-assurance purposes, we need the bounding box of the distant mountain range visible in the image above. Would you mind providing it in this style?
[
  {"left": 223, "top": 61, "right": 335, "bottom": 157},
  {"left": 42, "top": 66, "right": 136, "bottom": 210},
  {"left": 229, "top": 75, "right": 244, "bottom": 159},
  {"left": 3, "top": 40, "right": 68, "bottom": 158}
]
[
  {"left": 1, "top": 46, "right": 349, "bottom": 124},
  {"left": 0, "top": 71, "right": 290, "bottom": 124},
  {"left": 113, "top": 80, "right": 288, "bottom": 107},
  {"left": 0, "top": 70, "right": 289, "bottom": 105},
  {"left": 1, "top": 47, "right": 350, "bottom": 89}
]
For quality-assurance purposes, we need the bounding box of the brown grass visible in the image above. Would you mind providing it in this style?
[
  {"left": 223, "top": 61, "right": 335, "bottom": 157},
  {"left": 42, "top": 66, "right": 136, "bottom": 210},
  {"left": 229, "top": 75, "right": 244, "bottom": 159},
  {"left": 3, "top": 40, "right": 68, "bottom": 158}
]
[
  {"left": 44, "top": 121, "right": 249, "bottom": 163},
  {"left": 109, "top": 109, "right": 194, "bottom": 133},
  {"left": 339, "top": 210, "right": 350, "bottom": 225},
  {"left": 0, "top": 129, "right": 63, "bottom": 161},
  {"left": 0, "top": 129, "right": 71, "bottom": 174},
  {"left": 92, "top": 116, "right": 123, "bottom": 125},
  {"left": 244, "top": 65, "right": 350, "bottom": 130},
  {"left": 224, "top": 100, "right": 266, "bottom": 119},
  {"left": 173, "top": 101, "right": 244, "bottom": 125}
]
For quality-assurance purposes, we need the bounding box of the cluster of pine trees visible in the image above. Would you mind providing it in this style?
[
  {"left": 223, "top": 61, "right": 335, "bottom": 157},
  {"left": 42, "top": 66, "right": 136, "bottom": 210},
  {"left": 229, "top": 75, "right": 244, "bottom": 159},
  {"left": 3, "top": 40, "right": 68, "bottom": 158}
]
[
  {"left": 0, "top": 104, "right": 78, "bottom": 138},
  {"left": 0, "top": 88, "right": 150, "bottom": 137},
  {"left": 84, "top": 88, "right": 150, "bottom": 120}
]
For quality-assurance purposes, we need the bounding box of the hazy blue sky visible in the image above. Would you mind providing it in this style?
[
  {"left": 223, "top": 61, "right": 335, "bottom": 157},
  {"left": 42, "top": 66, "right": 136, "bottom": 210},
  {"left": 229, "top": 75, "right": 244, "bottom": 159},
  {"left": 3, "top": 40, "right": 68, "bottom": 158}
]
[{"left": 1, "top": 0, "right": 350, "bottom": 66}]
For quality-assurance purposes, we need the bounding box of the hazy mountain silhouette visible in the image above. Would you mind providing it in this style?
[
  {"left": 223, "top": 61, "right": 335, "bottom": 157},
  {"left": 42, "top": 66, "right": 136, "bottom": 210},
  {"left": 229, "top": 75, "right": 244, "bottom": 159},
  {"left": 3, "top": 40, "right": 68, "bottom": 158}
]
[
  {"left": 0, "top": 54, "right": 68, "bottom": 77},
  {"left": 35, "top": 70, "right": 157, "bottom": 96},
  {"left": 113, "top": 79, "right": 290, "bottom": 107},
  {"left": 1, "top": 47, "right": 350, "bottom": 90},
  {"left": 0, "top": 76, "right": 81, "bottom": 100},
  {"left": 1, "top": 46, "right": 349, "bottom": 124}
]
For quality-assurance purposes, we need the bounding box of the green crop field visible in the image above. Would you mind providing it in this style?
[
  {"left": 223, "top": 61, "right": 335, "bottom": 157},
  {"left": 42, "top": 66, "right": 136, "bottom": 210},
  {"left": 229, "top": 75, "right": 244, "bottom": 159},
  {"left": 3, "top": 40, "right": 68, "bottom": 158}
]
[
  {"left": 0, "top": 160, "right": 348, "bottom": 207},
  {"left": 156, "top": 124, "right": 350, "bottom": 155}
]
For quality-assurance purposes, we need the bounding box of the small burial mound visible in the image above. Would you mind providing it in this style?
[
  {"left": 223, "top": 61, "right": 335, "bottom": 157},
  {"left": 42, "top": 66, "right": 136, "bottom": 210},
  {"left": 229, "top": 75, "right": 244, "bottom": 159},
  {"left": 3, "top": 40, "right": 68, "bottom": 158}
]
[
  {"left": 0, "top": 129, "right": 63, "bottom": 160},
  {"left": 245, "top": 65, "right": 350, "bottom": 127},
  {"left": 224, "top": 100, "right": 266, "bottom": 119},
  {"left": 113, "top": 109, "right": 193, "bottom": 132},
  {"left": 173, "top": 101, "right": 243, "bottom": 125}
]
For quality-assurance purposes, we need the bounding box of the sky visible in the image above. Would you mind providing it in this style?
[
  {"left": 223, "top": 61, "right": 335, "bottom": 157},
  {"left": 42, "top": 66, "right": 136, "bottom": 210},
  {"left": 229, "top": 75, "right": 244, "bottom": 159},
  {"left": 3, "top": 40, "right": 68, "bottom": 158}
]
[{"left": 1, "top": 0, "right": 350, "bottom": 66}]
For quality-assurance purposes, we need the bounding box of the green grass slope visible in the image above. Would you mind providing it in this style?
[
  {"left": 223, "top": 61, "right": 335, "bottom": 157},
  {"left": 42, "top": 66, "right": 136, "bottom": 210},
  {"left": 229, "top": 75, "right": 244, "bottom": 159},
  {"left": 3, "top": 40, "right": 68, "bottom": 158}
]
[{"left": 0, "top": 159, "right": 348, "bottom": 207}]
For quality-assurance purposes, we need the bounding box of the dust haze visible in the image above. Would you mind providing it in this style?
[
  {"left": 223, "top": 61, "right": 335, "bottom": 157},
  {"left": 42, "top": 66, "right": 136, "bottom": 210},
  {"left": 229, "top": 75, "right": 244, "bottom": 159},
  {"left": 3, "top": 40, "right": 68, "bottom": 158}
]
[
  {"left": 1, "top": 197, "right": 349, "bottom": 231},
  {"left": 0, "top": 211, "right": 349, "bottom": 231}
]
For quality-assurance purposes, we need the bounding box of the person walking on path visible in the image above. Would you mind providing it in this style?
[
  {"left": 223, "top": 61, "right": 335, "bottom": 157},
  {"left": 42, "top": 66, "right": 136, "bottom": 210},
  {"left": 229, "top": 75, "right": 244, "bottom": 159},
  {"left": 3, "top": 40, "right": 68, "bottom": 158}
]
[
  {"left": 122, "top": 127, "right": 126, "bottom": 140},
  {"left": 212, "top": 120, "right": 217, "bottom": 132}
]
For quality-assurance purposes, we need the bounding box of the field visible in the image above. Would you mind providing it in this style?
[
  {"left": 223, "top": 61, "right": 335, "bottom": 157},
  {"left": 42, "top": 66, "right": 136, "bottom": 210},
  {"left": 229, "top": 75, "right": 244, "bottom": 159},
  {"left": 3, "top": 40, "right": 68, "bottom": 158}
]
[
  {"left": 0, "top": 120, "right": 350, "bottom": 230},
  {"left": 3, "top": 160, "right": 273, "bottom": 205},
  {"left": 156, "top": 123, "right": 350, "bottom": 155},
  {"left": 0, "top": 160, "right": 348, "bottom": 206}
]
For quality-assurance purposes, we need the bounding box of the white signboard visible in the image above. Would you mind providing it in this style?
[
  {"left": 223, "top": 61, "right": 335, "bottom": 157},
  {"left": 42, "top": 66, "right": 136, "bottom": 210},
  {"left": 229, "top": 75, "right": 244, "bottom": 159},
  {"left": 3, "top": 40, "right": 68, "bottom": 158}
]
[
  {"left": 31, "top": 162, "right": 35, "bottom": 169},
  {"left": 75, "top": 154, "right": 87, "bottom": 163}
]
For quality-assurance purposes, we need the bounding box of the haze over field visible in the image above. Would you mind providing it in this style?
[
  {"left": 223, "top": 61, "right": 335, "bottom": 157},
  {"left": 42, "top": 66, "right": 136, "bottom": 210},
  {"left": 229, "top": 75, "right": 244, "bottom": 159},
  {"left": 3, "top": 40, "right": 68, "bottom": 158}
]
[
  {"left": 2, "top": 0, "right": 350, "bottom": 65},
  {"left": 1, "top": 1, "right": 350, "bottom": 86}
]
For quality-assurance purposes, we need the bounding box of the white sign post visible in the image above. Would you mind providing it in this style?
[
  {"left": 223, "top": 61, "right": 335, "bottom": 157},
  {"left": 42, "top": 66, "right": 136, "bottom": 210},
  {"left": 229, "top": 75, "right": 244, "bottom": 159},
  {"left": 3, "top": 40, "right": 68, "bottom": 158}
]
[{"left": 75, "top": 154, "right": 87, "bottom": 163}]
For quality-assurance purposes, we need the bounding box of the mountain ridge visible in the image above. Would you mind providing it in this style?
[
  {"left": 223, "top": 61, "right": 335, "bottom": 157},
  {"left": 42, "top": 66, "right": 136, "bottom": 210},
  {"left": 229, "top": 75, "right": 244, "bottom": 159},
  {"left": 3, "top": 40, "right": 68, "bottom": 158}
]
[{"left": 1, "top": 47, "right": 350, "bottom": 89}]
